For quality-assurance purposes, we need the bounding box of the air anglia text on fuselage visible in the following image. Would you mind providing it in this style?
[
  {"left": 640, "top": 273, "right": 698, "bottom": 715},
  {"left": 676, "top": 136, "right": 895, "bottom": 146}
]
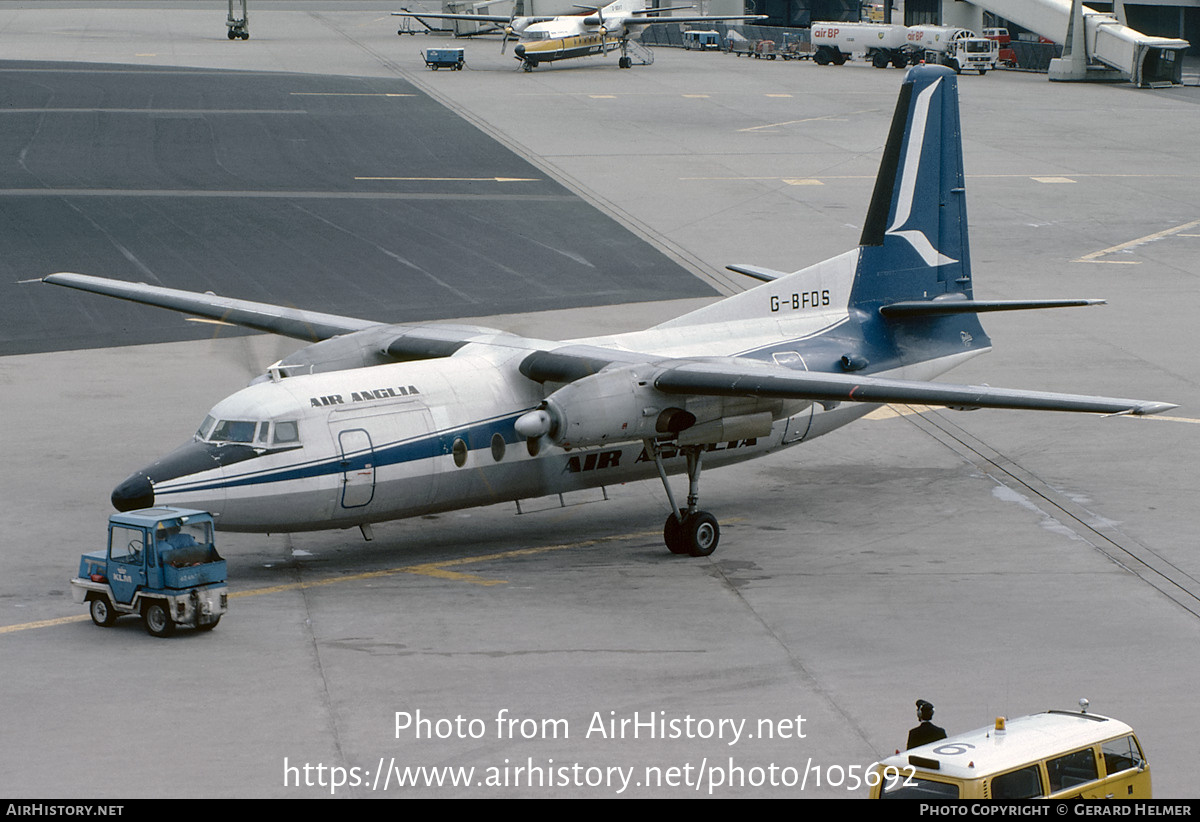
[{"left": 309, "top": 385, "right": 421, "bottom": 407}]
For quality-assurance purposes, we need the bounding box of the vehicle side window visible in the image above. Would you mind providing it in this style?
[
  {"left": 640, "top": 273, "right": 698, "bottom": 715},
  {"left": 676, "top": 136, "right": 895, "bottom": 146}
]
[
  {"left": 991, "top": 765, "right": 1044, "bottom": 799},
  {"left": 1047, "top": 747, "right": 1098, "bottom": 793},
  {"left": 109, "top": 526, "right": 145, "bottom": 564},
  {"left": 1102, "top": 736, "right": 1143, "bottom": 774}
]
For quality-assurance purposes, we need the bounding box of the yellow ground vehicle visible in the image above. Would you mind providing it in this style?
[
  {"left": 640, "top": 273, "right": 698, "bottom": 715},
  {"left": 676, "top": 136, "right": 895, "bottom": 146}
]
[{"left": 868, "top": 704, "right": 1150, "bottom": 799}]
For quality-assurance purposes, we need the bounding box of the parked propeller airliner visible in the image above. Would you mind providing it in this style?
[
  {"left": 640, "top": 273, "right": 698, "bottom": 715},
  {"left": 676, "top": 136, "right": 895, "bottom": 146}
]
[
  {"left": 392, "top": 0, "right": 764, "bottom": 70},
  {"left": 44, "top": 66, "right": 1173, "bottom": 557}
]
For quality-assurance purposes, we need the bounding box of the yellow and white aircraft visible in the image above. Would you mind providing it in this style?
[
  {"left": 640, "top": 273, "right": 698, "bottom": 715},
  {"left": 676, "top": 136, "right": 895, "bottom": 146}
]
[
  {"left": 44, "top": 67, "right": 1174, "bottom": 558},
  {"left": 393, "top": 0, "right": 764, "bottom": 70}
]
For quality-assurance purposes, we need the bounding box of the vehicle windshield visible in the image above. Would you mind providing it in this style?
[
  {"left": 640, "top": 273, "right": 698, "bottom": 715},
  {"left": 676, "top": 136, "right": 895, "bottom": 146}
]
[{"left": 157, "top": 518, "right": 214, "bottom": 549}]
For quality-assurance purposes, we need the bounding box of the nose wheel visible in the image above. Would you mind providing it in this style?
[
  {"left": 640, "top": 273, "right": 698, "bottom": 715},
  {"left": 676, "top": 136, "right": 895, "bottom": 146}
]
[{"left": 647, "top": 440, "right": 720, "bottom": 557}]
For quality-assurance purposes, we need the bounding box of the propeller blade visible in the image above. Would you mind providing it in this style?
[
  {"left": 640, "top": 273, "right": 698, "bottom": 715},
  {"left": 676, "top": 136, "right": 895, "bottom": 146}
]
[{"left": 501, "top": 8, "right": 518, "bottom": 54}]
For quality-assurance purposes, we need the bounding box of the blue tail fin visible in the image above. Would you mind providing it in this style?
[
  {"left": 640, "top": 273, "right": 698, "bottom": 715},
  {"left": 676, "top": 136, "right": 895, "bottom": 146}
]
[{"left": 852, "top": 66, "right": 972, "bottom": 312}]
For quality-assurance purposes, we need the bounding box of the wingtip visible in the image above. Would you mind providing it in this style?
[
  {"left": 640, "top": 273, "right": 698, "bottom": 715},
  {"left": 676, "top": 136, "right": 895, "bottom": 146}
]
[
  {"left": 1137, "top": 403, "right": 1176, "bottom": 417},
  {"left": 1132, "top": 402, "right": 1179, "bottom": 416}
]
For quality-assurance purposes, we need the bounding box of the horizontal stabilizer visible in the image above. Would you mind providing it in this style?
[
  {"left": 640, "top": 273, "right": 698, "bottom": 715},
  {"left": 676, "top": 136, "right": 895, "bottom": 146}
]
[
  {"left": 42, "top": 273, "right": 378, "bottom": 341},
  {"left": 654, "top": 362, "right": 1177, "bottom": 416},
  {"left": 880, "top": 298, "right": 1106, "bottom": 318},
  {"left": 725, "top": 264, "right": 785, "bottom": 283}
]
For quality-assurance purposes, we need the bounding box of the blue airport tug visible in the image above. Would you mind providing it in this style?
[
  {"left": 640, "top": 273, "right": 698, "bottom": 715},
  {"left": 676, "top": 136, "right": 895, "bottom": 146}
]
[{"left": 71, "top": 507, "right": 228, "bottom": 637}]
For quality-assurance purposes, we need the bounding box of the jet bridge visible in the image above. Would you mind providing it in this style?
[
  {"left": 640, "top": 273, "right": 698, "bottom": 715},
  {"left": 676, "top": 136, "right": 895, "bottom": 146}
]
[{"left": 978, "top": 0, "right": 1189, "bottom": 85}]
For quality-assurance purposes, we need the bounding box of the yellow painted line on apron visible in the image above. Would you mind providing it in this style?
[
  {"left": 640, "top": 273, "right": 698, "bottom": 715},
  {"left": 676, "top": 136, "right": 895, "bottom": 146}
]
[
  {"left": 355, "top": 176, "right": 539, "bottom": 182},
  {"left": 291, "top": 92, "right": 416, "bottom": 97},
  {"left": 1076, "top": 218, "right": 1200, "bottom": 264},
  {"left": 0, "top": 614, "right": 90, "bottom": 634},
  {"left": 738, "top": 109, "right": 875, "bottom": 133},
  {"left": 867, "top": 403, "right": 1197, "bottom": 424}
]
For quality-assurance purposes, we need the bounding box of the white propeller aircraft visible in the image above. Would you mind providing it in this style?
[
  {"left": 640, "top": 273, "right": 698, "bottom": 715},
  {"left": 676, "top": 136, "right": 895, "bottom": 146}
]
[
  {"left": 392, "top": 0, "right": 764, "bottom": 70},
  {"left": 44, "top": 66, "right": 1174, "bottom": 558}
]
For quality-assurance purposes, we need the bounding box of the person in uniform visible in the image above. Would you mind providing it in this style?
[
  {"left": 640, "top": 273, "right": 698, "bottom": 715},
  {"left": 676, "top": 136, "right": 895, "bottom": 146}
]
[{"left": 907, "top": 699, "right": 947, "bottom": 749}]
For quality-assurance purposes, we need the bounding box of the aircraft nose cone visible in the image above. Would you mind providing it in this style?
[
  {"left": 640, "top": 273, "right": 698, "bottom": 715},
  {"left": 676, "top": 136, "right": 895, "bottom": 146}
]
[
  {"left": 514, "top": 44, "right": 525, "bottom": 58},
  {"left": 112, "top": 472, "right": 154, "bottom": 511}
]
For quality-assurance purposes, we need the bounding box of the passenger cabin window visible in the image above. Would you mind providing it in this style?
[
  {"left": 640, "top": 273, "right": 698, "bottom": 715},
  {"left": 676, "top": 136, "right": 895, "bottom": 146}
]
[
  {"left": 1047, "top": 747, "right": 1098, "bottom": 793},
  {"left": 1102, "top": 736, "right": 1143, "bottom": 774},
  {"left": 991, "top": 765, "right": 1044, "bottom": 799}
]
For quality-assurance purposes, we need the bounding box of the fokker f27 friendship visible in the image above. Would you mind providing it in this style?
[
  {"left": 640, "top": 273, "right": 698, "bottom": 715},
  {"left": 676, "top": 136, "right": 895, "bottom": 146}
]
[
  {"left": 45, "top": 66, "right": 1174, "bottom": 558},
  {"left": 392, "top": 0, "right": 763, "bottom": 70}
]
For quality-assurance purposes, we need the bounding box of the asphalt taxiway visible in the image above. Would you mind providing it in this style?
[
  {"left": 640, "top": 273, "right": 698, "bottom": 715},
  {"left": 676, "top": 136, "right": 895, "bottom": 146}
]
[{"left": 2, "top": 3, "right": 1199, "bottom": 798}]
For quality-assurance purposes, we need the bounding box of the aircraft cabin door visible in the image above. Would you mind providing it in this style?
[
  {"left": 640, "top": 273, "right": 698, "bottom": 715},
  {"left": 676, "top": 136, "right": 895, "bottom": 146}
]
[{"left": 338, "top": 428, "right": 376, "bottom": 509}]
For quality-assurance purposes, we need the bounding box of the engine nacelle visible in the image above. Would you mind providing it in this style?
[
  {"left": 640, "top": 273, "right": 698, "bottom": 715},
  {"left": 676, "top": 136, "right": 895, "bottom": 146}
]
[{"left": 517, "top": 364, "right": 693, "bottom": 449}]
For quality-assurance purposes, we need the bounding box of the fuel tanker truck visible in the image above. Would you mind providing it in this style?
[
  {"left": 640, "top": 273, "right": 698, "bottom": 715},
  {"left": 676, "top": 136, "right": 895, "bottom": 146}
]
[
  {"left": 905, "top": 25, "right": 999, "bottom": 74},
  {"left": 810, "top": 22, "right": 998, "bottom": 73},
  {"left": 810, "top": 22, "right": 909, "bottom": 67}
]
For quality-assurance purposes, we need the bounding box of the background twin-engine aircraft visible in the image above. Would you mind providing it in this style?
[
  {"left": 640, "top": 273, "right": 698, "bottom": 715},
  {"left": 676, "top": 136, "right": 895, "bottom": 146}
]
[
  {"left": 393, "top": 0, "right": 765, "bottom": 70},
  {"left": 44, "top": 66, "right": 1174, "bottom": 557}
]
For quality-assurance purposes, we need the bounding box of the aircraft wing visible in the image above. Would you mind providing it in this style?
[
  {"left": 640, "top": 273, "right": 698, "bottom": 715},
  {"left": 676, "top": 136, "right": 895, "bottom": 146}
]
[
  {"left": 621, "top": 14, "right": 766, "bottom": 27},
  {"left": 42, "top": 272, "right": 380, "bottom": 342},
  {"left": 390, "top": 11, "right": 555, "bottom": 24},
  {"left": 41, "top": 273, "right": 1176, "bottom": 415},
  {"left": 652, "top": 361, "right": 1177, "bottom": 416},
  {"left": 518, "top": 348, "right": 1174, "bottom": 416}
]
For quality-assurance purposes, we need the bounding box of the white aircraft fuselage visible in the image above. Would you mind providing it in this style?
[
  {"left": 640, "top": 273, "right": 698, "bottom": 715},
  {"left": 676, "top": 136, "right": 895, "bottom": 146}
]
[{"left": 133, "top": 278, "right": 979, "bottom": 533}]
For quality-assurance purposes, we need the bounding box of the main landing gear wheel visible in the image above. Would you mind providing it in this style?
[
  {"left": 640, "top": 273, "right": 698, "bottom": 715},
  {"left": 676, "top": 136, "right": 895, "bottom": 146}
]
[
  {"left": 89, "top": 596, "right": 117, "bottom": 627},
  {"left": 665, "top": 511, "right": 720, "bottom": 557}
]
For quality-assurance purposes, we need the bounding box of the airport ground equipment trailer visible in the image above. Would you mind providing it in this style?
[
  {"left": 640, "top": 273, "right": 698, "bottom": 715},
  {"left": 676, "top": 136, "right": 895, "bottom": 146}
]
[
  {"left": 71, "top": 507, "right": 228, "bottom": 637},
  {"left": 421, "top": 47, "right": 465, "bottom": 70}
]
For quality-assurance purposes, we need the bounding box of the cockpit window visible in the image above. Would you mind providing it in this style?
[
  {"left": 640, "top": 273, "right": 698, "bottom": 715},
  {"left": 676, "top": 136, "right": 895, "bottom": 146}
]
[
  {"left": 197, "top": 417, "right": 302, "bottom": 449},
  {"left": 210, "top": 419, "right": 258, "bottom": 443},
  {"left": 273, "top": 421, "right": 300, "bottom": 445},
  {"left": 195, "top": 415, "right": 216, "bottom": 441}
]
